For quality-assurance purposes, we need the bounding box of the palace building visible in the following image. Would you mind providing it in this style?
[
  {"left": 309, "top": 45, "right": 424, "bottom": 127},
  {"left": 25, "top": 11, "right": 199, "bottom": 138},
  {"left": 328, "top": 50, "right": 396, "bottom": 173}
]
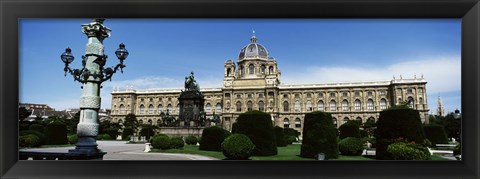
[{"left": 110, "top": 34, "right": 429, "bottom": 138}]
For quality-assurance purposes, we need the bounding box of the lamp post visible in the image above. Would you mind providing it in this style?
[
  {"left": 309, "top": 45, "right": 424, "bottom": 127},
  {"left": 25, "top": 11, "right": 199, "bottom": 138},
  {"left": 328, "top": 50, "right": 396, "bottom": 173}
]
[{"left": 61, "top": 19, "right": 129, "bottom": 156}]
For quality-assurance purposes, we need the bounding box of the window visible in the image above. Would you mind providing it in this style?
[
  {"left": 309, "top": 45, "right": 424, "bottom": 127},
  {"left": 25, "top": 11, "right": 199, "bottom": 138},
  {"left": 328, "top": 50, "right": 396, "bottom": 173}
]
[
  {"left": 294, "top": 100, "right": 301, "bottom": 112},
  {"left": 148, "top": 104, "right": 154, "bottom": 114},
  {"left": 236, "top": 94, "right": 241, "bottom": 99},
  {"left": 120, "top": 97, "right": 124, "bottom": 102},
  {"left": 247, "top": 94, "right": 252, "bottom": 99},
  {"left": 407, "top": 96, "right": 414, "bottom": 108},
  {"left": 258, "top": 101, "right": 265, "bottom": 111},
  {"left": 283, "top": 94, "right": 288, "bottom": 98},
  {"left": 295, "top": 118, "right": 301, "bottom": 128},
  {"left": 332, "top": 118, "right": 338, "bottom": 126},
  {"left": 342, "top": 100, "right": 349, "bottom": 111},
  {"left": 367, "top": 99, "right": 374, "bottom": 110},
  {"left": 330, "top": 100, "right": 336, "bottom": 111},
  {"left": 283, "top": 118, "right": 290, "bottom": 128},
  {"left": 176, "top": 105, "right": 180, "bottom": 114},
  {"left": 141, "top": 98, "right": 144, "bottom": 102},
  {"left": 225, "top": 93, "right": 231, "bottom": 98},
  {"left": 407, "top": 88, "right": 413, "bottom": 94},
  {"left": 354, "top": 100, "right": 361, "bottom": 110},
  {"left": 119, "top": 104, "right": 125, "bottom": 114},
  {"left": 419, "top": 97, "right": 424, "bottom": 104},
  {"left": 283, "top": 101, "right": 289, "bottom": 112},
  {"left": 307, "top": 93, "right": 312, "bottom": 98},
  {"left": 367, "top": 91, "right": 373, "bottom": 96},
  {"left": 118, "top": 119, "right": 123, "bottom": 125},
  {"left": 343, "top": 117, "right": 349, "bottom": 122},
  {"left": 206, "top": 103, "right": 212, "bottom": 113},
  {"left": 330, "top": 92, "right": 335, "bottom": 97},
  {"left": 138, "top": 119, "right": 143, "bottom": 125},
  {"left": 149, "top": 98, "right": 153, "bottom": 102},
  {"left": 216, "top": 103, "right": 222, "bottom": 113},
  {"left": 380, "top": 99, "right": 387, "bottom": 110},
  {"left": 295, "top": 94, "right": 300, "bottom": 98},
  {"left": 247, "top": 101, "right": 253, "bottom": 111},
  {"left": 318, "top": 92, "right": 324, "bottom": 97},
  {"left": 259, "top": 93, "right": 264, "bottom": 98},
  {"left": 167, "top": 104, "right": 173, "bottom": 113},
  {"left": 139, "top": 104, "right": 145, "bottom": 114},
  {"left": 157, "top": 119, "right": 162, "bottom": 126},
  {"left": 269, "top": 66, "right": 274, "bottom": 74},
  {"left": 236, "top": 101, "right": 242, "bottom": 112},
  {"left": 380, "top": 90, "right": 385, "bottom": 95},
  {"left": 342, "top": 92, "right": 348, "bottom": 97},
  {"left": 261, "top": 65, "right": 266, "bottom": 74},
  {"left": 306, "top": 100, "right": 312, "bottom": 112},
  {"left": 249, "top": 64, "right": 255, "bottom": 74},
  {"left": 147, "top": 119, "right": 153, "bottom": 125},
  {"left": 355, "top": 91, "right": 360, "bottom": 97},
  {"left": 158, "top": 104, "right": 163, "bottom": 113},
  {"left": 317, "top": 100, "right": 324, "bottom": 111}
]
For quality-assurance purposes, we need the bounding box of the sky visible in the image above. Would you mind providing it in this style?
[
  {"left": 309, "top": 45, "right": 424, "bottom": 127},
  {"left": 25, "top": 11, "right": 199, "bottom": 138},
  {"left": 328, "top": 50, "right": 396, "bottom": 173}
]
[{"left": 19, "top": 19, "right": 461, "bottom": 114}]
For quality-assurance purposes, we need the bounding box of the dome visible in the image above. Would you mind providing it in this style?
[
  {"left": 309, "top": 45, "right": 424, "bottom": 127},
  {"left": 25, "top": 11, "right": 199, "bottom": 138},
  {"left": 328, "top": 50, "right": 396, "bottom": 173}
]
[{"left": 239, "top": 35, "right": 269, "bottom": 60}]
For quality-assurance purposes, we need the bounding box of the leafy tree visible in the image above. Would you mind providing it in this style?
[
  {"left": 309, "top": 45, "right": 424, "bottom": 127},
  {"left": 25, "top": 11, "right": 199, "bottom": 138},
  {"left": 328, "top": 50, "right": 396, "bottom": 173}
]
[
  {"left": 444, "top": 113, "right": 461, "bottom": 141},
  {"left": 64, "top": 112, "right": 80, "bottom": 135},
  {"left": 139, "top": 124, "right": 156, "bottom": 140},
  {"left": 362, "top": 118, "right": 377, "bottom": 137},
  {"left": 123, "top": 113, "right": 139, "bottom": 132},
  {"left": 18, "top": 107, "right": 31, "bottom": 122}
]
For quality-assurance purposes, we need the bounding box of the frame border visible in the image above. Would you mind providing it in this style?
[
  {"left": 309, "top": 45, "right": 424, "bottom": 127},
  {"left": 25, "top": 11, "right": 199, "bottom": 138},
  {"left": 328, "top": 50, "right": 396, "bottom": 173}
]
[{"left": 1, "top": 0, "right": 479, "bottom": 178}]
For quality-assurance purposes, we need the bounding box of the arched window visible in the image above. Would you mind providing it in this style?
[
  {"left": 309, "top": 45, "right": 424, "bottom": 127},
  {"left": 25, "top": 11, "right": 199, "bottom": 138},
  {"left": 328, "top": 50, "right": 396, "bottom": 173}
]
[
  {"left": 247, "top": 101, "right": 253, "bottom": 111},
  {"left": 147, "top": 119, "right": 153, "bottom": 125},
  {"left": 342, "top": 100, "right": 349, "bottom": 111},
  {"left": 119, "top": 104, "right": 125, "bottom": 114},
  {"left": 216, "top": 103, "right": 222, "bottom": 113},
  {"left": 356, "top": 117, "right": 362, "bottom": 123},
  {"left": 283, "top": 101, "right": 289, "bottom": 112},
  {"left": 269, "top": 66, "right": 274, "bottom": 74},
  {"left": 167, "top": 104, "right": 173, "bottom": 113},
  {"left": 295, "top": 118, "right": 301, "bottom": 128},
  {"left": 176, "top": 104, "right": 180, "bottom": 114},
  {"left": 261, "top": 65, "right": 266, "bottom": 74},
  {"left": 367, "top": 99, "right": 374, "bottom": 110},
  {"left": 343, "top": 117, "right": 349, "bottom": 122},
  {"left": 380, "top": 98, "right": 387, "bottom": 110},
  {"left": 206, "top": 103, "right": 212, "bottom": 113},
  {"left": 283, "top": 118, "right": 290, "bottom": 128},
  {"left": 118, "top": 119, "right": 123, "bottom": 125},
  {"left": 330, "top": 100, "right": 336, "bottom": 111},
  {"left": 138, "top": 119, "right": 144, "bottom": 125},
  {"left": 139, "top": 104, "right": 145, "bottom": 114},
  {"left": 249, "top": 64, "right": 255, "bottom": 74},
  {"left": 368, "top": 117, "right": 375, "bottom": 123},
  {"left": 407, "top": 96, "right": 414, "bottom": 108},
  {"left": 354, "top": 100, "right": 361, "bottom": 111},
  {"left": 236, "top": 101, "right": 242, "bottom": 112},
  {"left": 148, "top": 104, "right": 154, "bottom": 114},
  {"left": 306, "top": 100, "right": 312, "bottom": 112},
  {"left": 332, "top": 117, "right": 338, "bottom": 127},
  {"left": 258, "top": 101, "right": 265, "bottom": 111},
  {"left": 317, "top": 100, "right": 324, "bottom": 111},
  {"left": 158, "top": 104, "right": 163, "bottom": 113},
  {"left": 294, "top": 100, "right": 301, "bottom": 112},
  {"left": 227, "top": 68, "right": 231, "bottom": 76}
]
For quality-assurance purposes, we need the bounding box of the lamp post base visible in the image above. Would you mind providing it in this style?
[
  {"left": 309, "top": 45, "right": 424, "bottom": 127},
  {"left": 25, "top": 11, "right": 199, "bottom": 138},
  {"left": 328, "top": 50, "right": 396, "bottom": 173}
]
[{"left": 68, "top": 136, "right": 107, "bottom": 159}]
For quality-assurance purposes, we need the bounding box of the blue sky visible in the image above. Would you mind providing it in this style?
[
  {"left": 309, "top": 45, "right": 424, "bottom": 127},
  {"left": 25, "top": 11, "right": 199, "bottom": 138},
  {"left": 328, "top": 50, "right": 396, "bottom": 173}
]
[{"left": 19, "top": 19, "right": 461, "bottom": 114}]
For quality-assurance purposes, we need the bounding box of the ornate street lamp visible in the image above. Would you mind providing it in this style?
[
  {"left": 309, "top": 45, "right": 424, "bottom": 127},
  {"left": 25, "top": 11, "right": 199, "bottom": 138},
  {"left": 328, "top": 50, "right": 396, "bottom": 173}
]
[{"left": 61, "top": 19, "right": 129, "bottom": 157}]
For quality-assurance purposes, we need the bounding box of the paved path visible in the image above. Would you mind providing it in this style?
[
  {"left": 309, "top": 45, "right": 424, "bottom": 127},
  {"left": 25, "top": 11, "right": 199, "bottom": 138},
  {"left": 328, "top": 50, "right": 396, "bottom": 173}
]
[{"left": 20, "top": 140, "right": 218, "bottom": 160}]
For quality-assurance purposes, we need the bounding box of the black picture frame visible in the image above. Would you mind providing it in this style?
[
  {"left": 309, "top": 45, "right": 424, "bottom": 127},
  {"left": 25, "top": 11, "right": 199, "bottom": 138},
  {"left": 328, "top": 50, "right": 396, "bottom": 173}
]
[{"left": 1, "top": 0, "right": 479, "bottom": 178}]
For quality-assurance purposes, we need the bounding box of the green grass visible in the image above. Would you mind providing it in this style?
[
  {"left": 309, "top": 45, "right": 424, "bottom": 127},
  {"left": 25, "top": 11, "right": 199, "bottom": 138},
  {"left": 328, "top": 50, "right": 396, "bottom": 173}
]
[
  {"left": 151, "top": 145, "right": 225, "bottom": 159},
  {"left": 39, "top": 144, "right": 75, "bottom": 148}
]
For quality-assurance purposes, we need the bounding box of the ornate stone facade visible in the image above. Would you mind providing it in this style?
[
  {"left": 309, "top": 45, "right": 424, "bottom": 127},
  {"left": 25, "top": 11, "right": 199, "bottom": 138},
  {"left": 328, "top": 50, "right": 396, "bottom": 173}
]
[{"left": 110, "top": 34, "right": 429, "bottom": 138}]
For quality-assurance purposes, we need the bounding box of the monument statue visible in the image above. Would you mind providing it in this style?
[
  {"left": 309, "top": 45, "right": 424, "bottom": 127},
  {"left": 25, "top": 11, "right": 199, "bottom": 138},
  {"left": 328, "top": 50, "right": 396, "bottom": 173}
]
[{"left": 178, "top": 71, "right": 205, "bottom": 127}]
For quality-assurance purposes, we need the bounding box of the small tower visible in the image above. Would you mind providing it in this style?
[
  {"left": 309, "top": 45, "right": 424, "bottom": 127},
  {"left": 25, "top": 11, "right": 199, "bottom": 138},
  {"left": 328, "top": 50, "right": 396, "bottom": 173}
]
[{"left": 437, "top": 96, "right": 445, "bottom": 116}]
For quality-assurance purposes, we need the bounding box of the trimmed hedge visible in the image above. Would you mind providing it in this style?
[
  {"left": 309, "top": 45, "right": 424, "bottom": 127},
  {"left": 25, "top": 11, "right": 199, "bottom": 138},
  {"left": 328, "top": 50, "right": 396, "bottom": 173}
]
[
  {"left": 221, "top": 134, "right": 255, "bottom": 160},
  {"left": 285, "top": 135, "right": 297, "bottom": 145},
  {"left": 122, "top": 128, "right": 134, "bottom": 140},
  {"left": 300, "top": 111, "right": 338, "bottom": 159},
  {"left": 44, "top": 121, "right": 68, "bottom": 145},
  {"left": 19, "top": 134, "right": 41, "bottom": 148},
  {"left": 234, "top": 110, "right": 277, "bottom": 156},
  {"left": 274, "top": 126, "right": 287, "bottom": 147},
  {"left": 19, "top": 130, "right": 45, "bottom": 145},
  {"left": 28, "top": 124, "right": 45, "bottom": 133},
  {"left": 339, "top": 120, "right": 361, "bottom": 139},
  {"left": 387, "top": 142, "right": 431, "bottom": 160},
  {"left": 170, "top": 137, "right": 185, "bottom": 149},
  {"left": 185, "top": 135, "right": 199, "bottom": 145},
  {"left": 338, "top": 137, "right": 364, "bottom": 156},
  {"left": 97, "top": 133, "right": 112, "bottom": 140},
  {"left": 423, "top": 124, "right": 448, "bottom": 146},
  {"left": 375, "top": 107, "right": 426, "bottom": 160},
  {"left": 68, "top": 134, "right": 78, "bottom": 144},
  {"left": 152, "top": 135, "right": 171, "bottom": 150},
  {"left": 199, "top": 126, "right": 230, "bottom": 151}
]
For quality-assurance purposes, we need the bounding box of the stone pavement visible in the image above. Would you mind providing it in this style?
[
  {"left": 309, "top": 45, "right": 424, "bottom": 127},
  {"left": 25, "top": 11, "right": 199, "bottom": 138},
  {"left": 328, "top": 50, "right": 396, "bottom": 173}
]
[{"left": 20, "top": 140, "right": 218, "bottom": 160}]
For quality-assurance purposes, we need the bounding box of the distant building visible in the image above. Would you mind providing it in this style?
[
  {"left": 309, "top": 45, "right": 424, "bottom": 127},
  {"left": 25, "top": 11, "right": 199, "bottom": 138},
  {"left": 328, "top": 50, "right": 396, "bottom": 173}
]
[
  {"left": 437, "top": 96, "right": 445, "bottom": 116},
  {"left": 19, "top": 103, "right": 111, "bottom": 122},
  {"left": 110, "top": 34, "right": 430, "bottom": 138}
]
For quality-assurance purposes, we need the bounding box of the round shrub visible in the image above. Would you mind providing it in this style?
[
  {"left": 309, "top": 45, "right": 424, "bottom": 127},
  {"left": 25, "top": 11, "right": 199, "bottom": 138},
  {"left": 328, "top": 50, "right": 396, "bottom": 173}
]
[
  {"left": 199, "top": 126, "right": 230, "bottom": 151},
  {"left": 68, "top": 134, "right": 78, "bottom": 144},
  {"left": 338, "top": 137, "right": 364, "bottom": 156},
  {"left": 339, "top": 120, "right": 361, "bottom": 139},
  {"left": 152, "top": 135, "right": 171, "bottom": 150},
  {"left": 300, "top": 111, "right": 339, "bottom": 159},
  {"left": 285, "top": 135, "right": 297, "bottom": 145},
  {"left": 28, "top": 124, "right": 45, "bottom": 133},
  {"left": 19, "top": 134, "right": 41, "bottom": 148},
  {"left": 375, "top": 107, "right": 426, "bottom": 160},
  {"left": 185, "top": 135, "right": 199, "bottom": 145},
  {"left": 387, "top": 142, "right": 431, "bottom": 160},
  {"left": 423, "top": 124, "right": 448, "bottom": 146},
  {"left": 235, "top": 111, "right": 277, "bottom": 156},
  {"left": 170, "top": 137, "right": 185, "bottom": 149},
  {"left": 19, "top": 130, "right": 45, "bottom": 145},
  {"left": 44, "top": 121, "right": 68, "bottom": 145},
  {"left": 97, "top": 133, "right": 112, "bottom": 140},
  {"left": 274, "top": 126, "right": 287, "bottom": 147},
  {"left": 122, "top": 128, "right": 134, "bottom": 140},
  {"left": 221, "top": 134, "right": 255, "bottom": 160}
]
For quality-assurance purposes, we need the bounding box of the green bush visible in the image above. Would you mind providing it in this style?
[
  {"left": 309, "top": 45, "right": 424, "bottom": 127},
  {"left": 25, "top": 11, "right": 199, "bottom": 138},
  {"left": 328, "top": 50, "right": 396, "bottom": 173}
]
[
  {"left": 170, "top": 137, "right": 185, "bottom": 149},
  {"left": 360, "top": 130, "right": 368, "bottom": 138},
  {"left": 423, "top": 124, "right": 448, "bottom": 146},
  {"left": 28, "top": 124, "right": 45, "bottom": 133},
  {"left": 235, "top": 111, "right": 277, "bottom": 156},
  {"left": 152, "top": 135, "right": 171, "bottom": 150},
  {"left": 339, "top": 120, "right": 361, "bottom": 139},
  {"left": 68, "top": 134, "right": 78, "bottom": 144},
  {"left": 140, "top": 126, "right": 156, "bottom": 140},
  {"left": 19, "top": 130, "right": 45, "bottom": 145},
  {"left": 338, "top": 137, "right": 364, "bottom": 156},
  {"left": 19, "top": 134, "right": 41, "bottom": 148},
  {"left": 104, "top": 128, "right": 120, "bottom": 140},
  {"left": 387, "top": 142, "right": 431, "bottom": 160},
  {"left": 221, "top": 134, "right": 255, "bottom": 160},
  {"left": 122, "top": 128, "right": 134, "bottom": 140},
  {"left": 453, "top": 143, "right": 461, "bottom": 156},
  {"left": 285, "top": 135, "right": 297, "bottom": 145},
  {"left": 375, "top": 107, "right": 426, "bottom": 160},
  {"left": 283, "top": 128, "right": 300, "bottom": 137},
  {"left": 97, "top": 133, "right": 112, "bottom": 140},
  {"left": 274, "top": 126, "right": 287, "bottom": 147},
  {"left": 44, "top": 121, "right": 68, "bottom": 145},
  {"left": 300, "top": 111, "right": 339, "bottom": 159},
  {"left": 185, "top": 135, "right": 199, "bottom": 145},
  {"left": 231, "top": 122, "right": 238, "bottom": 133},
  {"left": 199, "top": 126, "right": 230, "bottom": 151}
]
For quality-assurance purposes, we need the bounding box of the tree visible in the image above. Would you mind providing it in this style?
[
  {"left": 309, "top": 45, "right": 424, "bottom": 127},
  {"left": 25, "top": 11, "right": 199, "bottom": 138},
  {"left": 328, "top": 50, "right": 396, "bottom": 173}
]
[
  {"left": 64, "top": 112, "right": 80, "bottom": 135},
  {"left": 123, "top": 113, "right": 139, "bottom": 131},
  {"left": 362, "top": 118, "right": 377, "bottom": 137},
  {"left": 300, "top": 111, "right": 338, "bottom": 159},
  {"left": 444, "top": 113, "right": 461, "bottom": 141},
  {"left": 18, "top": 107, "right": 31, "bottom": 122}
]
